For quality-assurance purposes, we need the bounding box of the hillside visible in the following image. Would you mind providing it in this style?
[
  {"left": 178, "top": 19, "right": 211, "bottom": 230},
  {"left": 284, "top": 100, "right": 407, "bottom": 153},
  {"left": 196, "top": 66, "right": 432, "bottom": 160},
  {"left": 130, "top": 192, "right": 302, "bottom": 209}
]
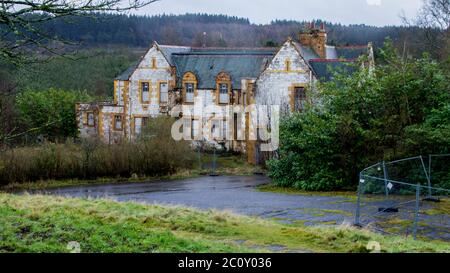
[{"left": 39, "top": 13, "right": 428, "bottom": 55}]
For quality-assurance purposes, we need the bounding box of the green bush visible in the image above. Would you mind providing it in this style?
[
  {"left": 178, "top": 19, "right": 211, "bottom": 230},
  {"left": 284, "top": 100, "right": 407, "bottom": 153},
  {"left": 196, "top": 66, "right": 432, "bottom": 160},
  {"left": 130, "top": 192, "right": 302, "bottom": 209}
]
[
  {"left": 0, "top": 117, "right": 195, "bottom": 184},
  {"left": 16, "top": 88, "right": 92, "bottom": 140},
  {"left": 268, "top": 40, "right": 450, "bottom": 191}
]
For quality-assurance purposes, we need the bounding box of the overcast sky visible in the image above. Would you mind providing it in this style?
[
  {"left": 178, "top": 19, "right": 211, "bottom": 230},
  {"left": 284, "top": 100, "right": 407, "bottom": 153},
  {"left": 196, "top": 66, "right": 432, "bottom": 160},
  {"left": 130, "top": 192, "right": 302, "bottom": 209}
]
[{"left": 134, "top": 0, "right": 423, "bottom": 26}]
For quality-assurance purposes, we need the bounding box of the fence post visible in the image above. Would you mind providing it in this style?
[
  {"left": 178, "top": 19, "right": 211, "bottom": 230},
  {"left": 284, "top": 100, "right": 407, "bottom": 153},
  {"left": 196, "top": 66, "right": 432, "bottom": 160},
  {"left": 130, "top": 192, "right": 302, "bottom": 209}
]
[
  {"left": 419, "top": 156, "right": 432, "bottom": 198},
  {"left": 354, "top": 172, "right": 363, "bottom": 227},
  {"left": 197, "top": 145, "right": 202, "bottom": 170},
  {"left": 212, "top": 145, "right": 217, "bottom": 175},
  {"left": 428, "top": 155, "right": 432, "bottom": 188},
  {"left": 413, "top": 183, "right": 420, "bottom": 240},
  {"left": 382, "top": 161, "right": 389, "bottom": 197}
]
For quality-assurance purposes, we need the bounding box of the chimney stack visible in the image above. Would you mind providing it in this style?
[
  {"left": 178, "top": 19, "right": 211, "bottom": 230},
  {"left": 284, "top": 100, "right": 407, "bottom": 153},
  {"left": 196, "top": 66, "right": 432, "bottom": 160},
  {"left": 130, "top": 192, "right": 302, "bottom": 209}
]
[{"left": 298, "top": 21, "right": 327, "bottom": 58}]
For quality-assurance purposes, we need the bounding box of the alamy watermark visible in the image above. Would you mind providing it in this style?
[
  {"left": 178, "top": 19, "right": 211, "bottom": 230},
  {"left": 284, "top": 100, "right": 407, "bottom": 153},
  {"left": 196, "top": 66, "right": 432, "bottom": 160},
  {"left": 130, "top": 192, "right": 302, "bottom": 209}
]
[{"left": 170, "top": 102, "right": 280, "bottom": 152}]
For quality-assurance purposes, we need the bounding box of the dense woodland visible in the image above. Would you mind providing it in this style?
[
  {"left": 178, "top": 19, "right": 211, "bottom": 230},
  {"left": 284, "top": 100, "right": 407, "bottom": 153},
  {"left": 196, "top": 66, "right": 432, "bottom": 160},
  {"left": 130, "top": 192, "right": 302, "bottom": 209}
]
[{"left": 33, "top": 13, "right": 437, "bottom": 56}]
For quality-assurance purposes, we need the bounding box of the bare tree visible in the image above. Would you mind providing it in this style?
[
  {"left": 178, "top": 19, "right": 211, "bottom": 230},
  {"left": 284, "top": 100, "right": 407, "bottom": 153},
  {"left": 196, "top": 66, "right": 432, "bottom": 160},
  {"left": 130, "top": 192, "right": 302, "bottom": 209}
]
[
  {"left": 403, "top": 0, "right": 450, "bottom": 59},
  {"left": 0, "top": 0, "right": 158, "bottom": 64}
]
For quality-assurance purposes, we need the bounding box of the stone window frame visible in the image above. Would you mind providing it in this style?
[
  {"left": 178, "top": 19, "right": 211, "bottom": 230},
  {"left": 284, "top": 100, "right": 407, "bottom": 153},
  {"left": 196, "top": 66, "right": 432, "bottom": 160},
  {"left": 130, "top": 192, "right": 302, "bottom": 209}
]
[
  {"left": 132, "top": 115, "right": 150, "bottom": 135},
  {"left": 85, "top": 112, "right": 95, "bottom": 127},
  {"left": 139, "top": 80, "right": 152, "bottom": 104},
  {"left": 113, "top": 114, "right": 124, "bottom": 131},
  {"left": 182, "top": 72, "right": 198, "bottom": 105},
  {"left": 157, "top": 81, "right": 169, "bottom": 104},
  {"left": 216, "top": 72, "right": 232, "bottom": 105}
]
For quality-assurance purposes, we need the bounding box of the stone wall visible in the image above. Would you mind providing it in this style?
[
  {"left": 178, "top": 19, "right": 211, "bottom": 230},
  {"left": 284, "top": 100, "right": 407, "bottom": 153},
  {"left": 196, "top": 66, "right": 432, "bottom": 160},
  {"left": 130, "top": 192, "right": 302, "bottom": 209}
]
[{"left": 255, "top": 40, "right": 313, "bottom": 115}]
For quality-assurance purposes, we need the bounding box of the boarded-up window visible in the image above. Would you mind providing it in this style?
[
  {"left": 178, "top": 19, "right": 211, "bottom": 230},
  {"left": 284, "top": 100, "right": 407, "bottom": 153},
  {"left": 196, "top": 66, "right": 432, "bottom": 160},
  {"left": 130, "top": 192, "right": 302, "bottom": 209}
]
[
  {"left": 222, "top": 119, "right": 228, "bottom": 140},
  {"left": 135, "top": 117, "right": 149, "bottom": 135},
  {"left": 219, "top": 83, "right": 229, "bottom": 104},
  {"left": 87, "top": 113, "right": 95, "bottom": 126},
  {"left": 211, "top": 120, "right": 220, "bottom": 140},
  {"left": 159, "top": 82, "right": 168, "bottom": 103},
  {"left": 192, "top": 119, "right": 200, "bottom": 140},
  {"left": 142, "top": 117, "right": 149, "bottom": 128},
  {"left": 183, "top": 118, "right": 191, "bottom": 139},
  {"left": 141, "top": 82, "right": 150, "bottom": 103},
  {"left": 114, "top": 115, "right": 123, "bottom": 130},
  {"left": 294, "top": 87, "right": 307, "bottom": 111},
  {"left": 185, "top": 83, "right": 194, "bottom": 103}
]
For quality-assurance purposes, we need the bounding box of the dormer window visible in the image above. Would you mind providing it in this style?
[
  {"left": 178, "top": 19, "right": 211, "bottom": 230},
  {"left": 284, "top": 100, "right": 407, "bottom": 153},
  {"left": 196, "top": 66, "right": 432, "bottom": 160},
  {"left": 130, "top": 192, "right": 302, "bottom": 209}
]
[
  {"left": 216, "top": 72, "right": 231, "bottom": 105},
  {"left": 182, "top": 72, "right": 197, "bottom": 104},
  {"left": 185, "top": 83, "right": 194, "bottom": 103},
  {"left": 219, "top": 83, "right": 229, "bottom": 104}
]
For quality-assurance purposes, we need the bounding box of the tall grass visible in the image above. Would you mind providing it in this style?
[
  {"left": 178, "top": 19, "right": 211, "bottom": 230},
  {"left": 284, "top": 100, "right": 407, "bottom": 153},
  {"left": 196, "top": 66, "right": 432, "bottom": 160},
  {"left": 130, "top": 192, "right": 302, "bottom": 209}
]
[{"left": 0, "top": 117, "right": 195, "bottom": 185}]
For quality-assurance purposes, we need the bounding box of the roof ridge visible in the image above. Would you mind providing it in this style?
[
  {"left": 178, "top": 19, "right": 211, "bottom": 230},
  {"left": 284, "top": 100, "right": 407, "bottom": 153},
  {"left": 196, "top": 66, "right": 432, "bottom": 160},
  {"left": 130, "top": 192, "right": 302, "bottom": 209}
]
[
  {"left": 191, "top": 46, "right": 277, "bottom": 50},
  {"left": 309, "top": 58, "right": 355, "bottom": 62},
  {"left": 158, "top": 44, "right": 191, "bottom": 48},
  {"left": 172, "top": 54, "right": 273, "bottom": 58}
]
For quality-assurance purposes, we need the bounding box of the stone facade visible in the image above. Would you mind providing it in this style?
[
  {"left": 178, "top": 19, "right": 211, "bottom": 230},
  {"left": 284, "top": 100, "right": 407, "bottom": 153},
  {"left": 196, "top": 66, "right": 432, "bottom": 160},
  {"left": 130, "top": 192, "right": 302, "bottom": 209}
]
[{"left": 76, "top": 24, "right": 374, "bottom": 161}]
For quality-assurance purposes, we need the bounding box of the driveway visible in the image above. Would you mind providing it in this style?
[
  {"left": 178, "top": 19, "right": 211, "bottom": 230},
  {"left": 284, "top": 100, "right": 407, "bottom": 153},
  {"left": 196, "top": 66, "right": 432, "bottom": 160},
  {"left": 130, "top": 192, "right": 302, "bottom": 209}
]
[
  {"left": 33, "top": 175, "right": 356, "bottom": 226},
  {"left": 32, "top": 175, "right": 449, "bottom": 241}
]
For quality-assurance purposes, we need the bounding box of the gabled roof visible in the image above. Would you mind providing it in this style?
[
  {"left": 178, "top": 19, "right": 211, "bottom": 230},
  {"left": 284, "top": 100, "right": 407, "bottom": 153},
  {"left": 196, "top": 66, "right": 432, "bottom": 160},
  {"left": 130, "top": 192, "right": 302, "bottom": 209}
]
[
  {"left": 172, "top": 49, "right": 275, "bottom": 89},
  {"left": 114, "top": 41, "right": 370, "bottom": 85}
]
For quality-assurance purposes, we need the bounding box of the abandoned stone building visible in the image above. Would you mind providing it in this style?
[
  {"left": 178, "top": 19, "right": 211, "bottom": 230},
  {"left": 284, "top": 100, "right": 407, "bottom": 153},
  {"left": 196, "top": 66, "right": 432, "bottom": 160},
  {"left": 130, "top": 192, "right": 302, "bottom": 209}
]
[{"left": 76, "top": 23, "right": 374, "bottom": 163}]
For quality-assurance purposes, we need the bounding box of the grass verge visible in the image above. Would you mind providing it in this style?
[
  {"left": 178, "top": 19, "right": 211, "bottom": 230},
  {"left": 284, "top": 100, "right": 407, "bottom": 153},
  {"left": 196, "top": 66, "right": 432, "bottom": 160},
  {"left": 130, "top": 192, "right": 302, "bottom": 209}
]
[
  {"left": 257, "top": 184, "right": 356, "bottom": 198},
  {"left": 0, "top": 193, "right": 448, "bottom": 253}
]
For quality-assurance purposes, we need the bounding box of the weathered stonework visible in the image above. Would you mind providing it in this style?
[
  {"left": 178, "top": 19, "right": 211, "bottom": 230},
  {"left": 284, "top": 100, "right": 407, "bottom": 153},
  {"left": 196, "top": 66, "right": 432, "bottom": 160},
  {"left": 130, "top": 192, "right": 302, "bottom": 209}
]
[{"left": 76, "top": 24, "right": 374, "bottom": 162}]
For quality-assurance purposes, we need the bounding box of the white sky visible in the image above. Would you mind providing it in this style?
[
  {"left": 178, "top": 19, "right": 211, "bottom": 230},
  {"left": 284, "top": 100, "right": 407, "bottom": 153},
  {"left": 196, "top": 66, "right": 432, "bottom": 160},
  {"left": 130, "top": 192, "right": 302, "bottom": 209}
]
[{"left": 133, "top": 0, "right": 423, "bottom": 26}]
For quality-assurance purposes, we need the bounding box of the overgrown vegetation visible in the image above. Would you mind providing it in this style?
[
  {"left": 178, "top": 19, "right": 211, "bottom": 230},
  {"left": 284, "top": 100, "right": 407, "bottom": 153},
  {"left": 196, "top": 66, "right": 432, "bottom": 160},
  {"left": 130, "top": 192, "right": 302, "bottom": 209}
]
[
  {"left": 1, "top": 193, "right": 448, "bottom": 253},
  {"left": 16, "top": 89, "right": 92, "bottom": 141},
  {"left": 0, "top": 50, "right": 139, "bottom": 145},
  {"left": 0, "top": 117, "right": 196, "bottom": 185},
  {"left": 268, "top": 40, "right": 450, "bottom": 191}
]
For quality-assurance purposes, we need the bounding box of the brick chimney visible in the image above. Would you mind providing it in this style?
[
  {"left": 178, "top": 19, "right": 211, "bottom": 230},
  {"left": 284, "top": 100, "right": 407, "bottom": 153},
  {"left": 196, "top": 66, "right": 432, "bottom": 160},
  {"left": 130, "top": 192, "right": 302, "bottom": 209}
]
[{"left": 299, "top": 21, "right": 327, "bottom": 58}]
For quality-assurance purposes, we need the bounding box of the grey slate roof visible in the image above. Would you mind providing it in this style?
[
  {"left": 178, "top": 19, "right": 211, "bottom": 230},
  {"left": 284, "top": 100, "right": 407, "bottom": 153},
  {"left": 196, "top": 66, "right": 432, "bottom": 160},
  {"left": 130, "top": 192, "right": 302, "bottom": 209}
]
[
  {"left": 158, "top": 45, "right": 191, "bottom": 65},
  {"left": 114, "top": 42, "right": 369, "bottom": 85},
  {"left": 292, "top": 42, "right": 319, "bottom": 61},
  {"left": 172, "top": 49, "right": 275, "bottom": 89}
]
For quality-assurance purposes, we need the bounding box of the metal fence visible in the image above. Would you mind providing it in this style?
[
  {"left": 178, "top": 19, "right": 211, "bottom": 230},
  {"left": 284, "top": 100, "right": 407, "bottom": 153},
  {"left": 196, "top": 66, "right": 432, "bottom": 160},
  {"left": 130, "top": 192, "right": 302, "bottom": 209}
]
[{"left": 354, "top": 155, "right": 450, "bottom": 241}]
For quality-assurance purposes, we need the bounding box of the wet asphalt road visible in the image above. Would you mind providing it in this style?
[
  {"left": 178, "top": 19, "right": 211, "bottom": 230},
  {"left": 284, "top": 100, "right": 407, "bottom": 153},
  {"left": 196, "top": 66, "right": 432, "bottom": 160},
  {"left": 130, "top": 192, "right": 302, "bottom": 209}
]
[{"left": 34, "top": 175, "right": 357, "bottom": 226}]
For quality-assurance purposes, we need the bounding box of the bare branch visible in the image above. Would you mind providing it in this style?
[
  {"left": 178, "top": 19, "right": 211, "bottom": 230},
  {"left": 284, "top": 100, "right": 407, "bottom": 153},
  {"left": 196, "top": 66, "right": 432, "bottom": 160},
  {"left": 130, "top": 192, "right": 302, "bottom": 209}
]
[{"left": 0, "top": 0, "right": 158, "bottom": 65}]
